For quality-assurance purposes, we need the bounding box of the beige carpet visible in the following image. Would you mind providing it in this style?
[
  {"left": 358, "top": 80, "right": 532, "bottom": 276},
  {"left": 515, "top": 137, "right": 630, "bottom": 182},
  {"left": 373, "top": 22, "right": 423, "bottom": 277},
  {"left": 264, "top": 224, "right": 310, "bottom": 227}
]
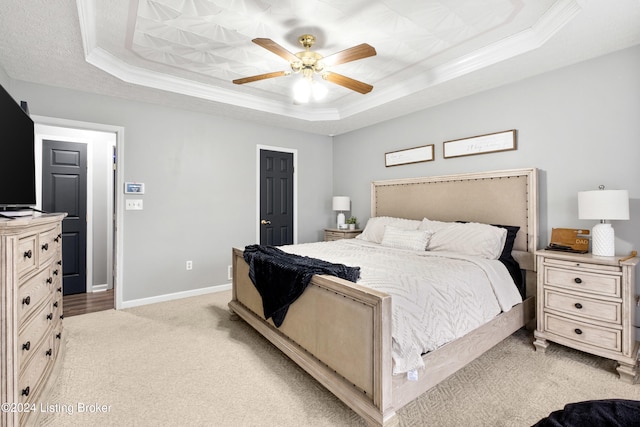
[{"left": 39, "top": 290, "right": 639, "bottom": 427}]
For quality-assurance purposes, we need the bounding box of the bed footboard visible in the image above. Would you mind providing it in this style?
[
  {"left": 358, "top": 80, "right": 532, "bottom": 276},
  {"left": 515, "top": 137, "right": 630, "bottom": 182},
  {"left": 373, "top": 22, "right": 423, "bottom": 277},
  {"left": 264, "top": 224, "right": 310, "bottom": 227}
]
[{"left": 229, "top": 248, "right": 398, "bottom": 426}]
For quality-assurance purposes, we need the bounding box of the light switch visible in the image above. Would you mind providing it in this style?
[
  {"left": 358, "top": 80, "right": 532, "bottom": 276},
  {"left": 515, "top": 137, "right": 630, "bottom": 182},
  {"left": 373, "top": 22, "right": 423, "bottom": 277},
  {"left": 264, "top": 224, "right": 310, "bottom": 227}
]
[{"left": 125, "top": 199, "right": 143, "bottom": 210}]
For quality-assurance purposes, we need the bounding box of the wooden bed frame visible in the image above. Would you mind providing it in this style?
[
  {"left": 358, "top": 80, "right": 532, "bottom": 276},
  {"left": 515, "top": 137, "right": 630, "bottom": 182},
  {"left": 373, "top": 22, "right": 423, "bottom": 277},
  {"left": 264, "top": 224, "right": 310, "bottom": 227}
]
[{"left": 229, "top": 168, "right": 538, "bottom": 426}]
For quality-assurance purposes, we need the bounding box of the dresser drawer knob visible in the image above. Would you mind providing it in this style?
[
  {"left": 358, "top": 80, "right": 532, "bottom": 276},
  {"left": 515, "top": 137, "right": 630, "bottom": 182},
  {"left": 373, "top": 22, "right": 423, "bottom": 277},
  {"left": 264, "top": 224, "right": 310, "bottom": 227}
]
[
  {"left": 45, "top": 348, "right": 52, "bottom": 357},
  {"left": 574, "top": 328, "right": 583, "bottom": 335},
  {"left": 46, "top": 313, "right": 53, "bottom": 320},
  {"left": 22, "top": 341, "right": 31, "bottom": 351},
  {"left": 46, "top": 277, "right": 53, "bottom": 284},
  {"left": 57, "top": 287, "right": 62, "bottom": 293},
  {"left": 23, "top": 249, "right": 32, "bottom": 259},
  {"left": 57, "top": 260, "right": 62, "bottom": 265},
  {"left": 60, "top": 314, "right": 64, "bottom": 320},
  {"left": 56, "top": 333, "right": 62, "bottom": 339},
  {"left": 21, "top": 387, "right": 30, "bottom": 397},
  {"left": 53, "top": 269, "right": 59, "bottom": 275},
  {"left": 42, "top": 243, "right": 49, "bottom": 251},
  {"left": 574, "top": 277, "right": 582, "bottom": 284},
  {"left": 574, "top": 303, "right": 583, "bottom": 309},
  {"left": 22, "top": 296, "right": 31, "bottom": 306},
  {"left": 53, "top": 301, "right": 59, "bottom": 308}
]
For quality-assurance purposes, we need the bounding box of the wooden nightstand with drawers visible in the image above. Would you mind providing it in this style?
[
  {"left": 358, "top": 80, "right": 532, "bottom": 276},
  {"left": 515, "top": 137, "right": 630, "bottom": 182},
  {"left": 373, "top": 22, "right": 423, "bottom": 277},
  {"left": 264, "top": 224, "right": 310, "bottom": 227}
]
[
  {"left": 324, "top": 228, "right": 362, "bottom": 241},
  {"left": 533, "top": 249, "right": 639, "bottom": 383}
]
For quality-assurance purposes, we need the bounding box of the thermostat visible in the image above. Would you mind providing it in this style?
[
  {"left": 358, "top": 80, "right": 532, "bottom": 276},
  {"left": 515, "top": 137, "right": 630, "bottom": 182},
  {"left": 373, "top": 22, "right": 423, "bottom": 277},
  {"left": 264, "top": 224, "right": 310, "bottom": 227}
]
[{"left": 124, "top": 182, "right": 145, "bottom": 194}]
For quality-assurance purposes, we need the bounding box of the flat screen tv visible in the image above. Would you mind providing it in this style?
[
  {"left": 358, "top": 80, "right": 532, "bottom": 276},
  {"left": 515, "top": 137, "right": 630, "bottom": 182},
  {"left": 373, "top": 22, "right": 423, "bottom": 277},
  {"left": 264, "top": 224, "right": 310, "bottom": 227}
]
[{"left": 0, "top": 83, "right": 36, "bottom": 209}]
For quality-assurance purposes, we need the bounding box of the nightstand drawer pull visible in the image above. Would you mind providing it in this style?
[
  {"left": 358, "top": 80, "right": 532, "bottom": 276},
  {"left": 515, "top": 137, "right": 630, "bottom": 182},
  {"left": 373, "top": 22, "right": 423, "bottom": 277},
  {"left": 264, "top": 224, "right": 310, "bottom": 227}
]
[
  {"left": 42, "top": 243, "right": 49, "bottom": 251},
  {"left": 22, "top": 296, "right": 31, "bottom": 306},
  {"left": 574, "top": 303, "right": 583, "bottom": 309},
  {"left": 21, "top": 387, "right": 30, "bottom": 397},
  {"left": 22, "top": 341, "right": 31, "bottom": 351},
  {"left": 574, "top": 328, "right": 583, "bottom": 335},
  {"left": 574, "top": 277, "right": 582, "bottom": 284},
  {"left": 23, "top": 249, "right": 32, "bottom": 259}
]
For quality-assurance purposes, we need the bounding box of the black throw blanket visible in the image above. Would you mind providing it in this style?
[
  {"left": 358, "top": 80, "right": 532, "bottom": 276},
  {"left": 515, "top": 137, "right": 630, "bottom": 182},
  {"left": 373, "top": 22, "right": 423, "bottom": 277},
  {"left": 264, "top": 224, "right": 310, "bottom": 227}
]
[
  {"left": 532, "top": 399, "right": 640, "bottom": 427},
  {"left": 243, "top": 244, "right": 360, "bottom": 327}
]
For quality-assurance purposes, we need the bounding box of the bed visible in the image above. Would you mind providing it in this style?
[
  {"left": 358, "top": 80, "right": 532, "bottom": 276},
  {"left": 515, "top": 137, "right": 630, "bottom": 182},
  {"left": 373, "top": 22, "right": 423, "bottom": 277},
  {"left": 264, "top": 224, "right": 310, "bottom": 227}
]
[{"left": 228, "top": 167, "right": 538, "bottom": 426}]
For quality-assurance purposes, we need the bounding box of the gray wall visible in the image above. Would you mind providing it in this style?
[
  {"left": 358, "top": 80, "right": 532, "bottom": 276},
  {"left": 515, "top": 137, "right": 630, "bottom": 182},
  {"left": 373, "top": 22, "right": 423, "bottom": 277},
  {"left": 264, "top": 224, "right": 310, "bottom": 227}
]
[
  {"left": 333, "top": 45, "right": 640, "bottom": 255},
  {"left": 7, "top": 81, "right": 333, "bottom": 302}
]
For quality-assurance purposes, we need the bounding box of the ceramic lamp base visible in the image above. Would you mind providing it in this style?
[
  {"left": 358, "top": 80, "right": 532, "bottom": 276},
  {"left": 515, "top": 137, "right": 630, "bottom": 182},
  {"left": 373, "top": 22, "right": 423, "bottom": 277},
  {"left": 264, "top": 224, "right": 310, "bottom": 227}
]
[
  {"left": 337, "top": 212, "right": 345, "bottom": 229},
  {"left": 591, "top": 223, "right": 615, "bottom": 256}
]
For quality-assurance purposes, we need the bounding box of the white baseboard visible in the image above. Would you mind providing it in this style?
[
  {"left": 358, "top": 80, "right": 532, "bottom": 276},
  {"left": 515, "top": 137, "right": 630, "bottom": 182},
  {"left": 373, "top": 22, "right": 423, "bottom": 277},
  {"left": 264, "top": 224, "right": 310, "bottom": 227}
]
[
  {"left": 120, "top": 283, "right": 232, "bottom": 309},
  {"left": 91, "top": 284, "right": 109, "bottom": 292}
]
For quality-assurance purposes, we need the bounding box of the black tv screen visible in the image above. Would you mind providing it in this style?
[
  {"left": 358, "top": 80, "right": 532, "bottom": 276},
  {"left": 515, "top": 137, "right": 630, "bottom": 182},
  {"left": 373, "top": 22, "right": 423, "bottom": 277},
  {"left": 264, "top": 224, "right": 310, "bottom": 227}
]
[{"left": 0, "top": 83, "right": 36, "bottom": 208}]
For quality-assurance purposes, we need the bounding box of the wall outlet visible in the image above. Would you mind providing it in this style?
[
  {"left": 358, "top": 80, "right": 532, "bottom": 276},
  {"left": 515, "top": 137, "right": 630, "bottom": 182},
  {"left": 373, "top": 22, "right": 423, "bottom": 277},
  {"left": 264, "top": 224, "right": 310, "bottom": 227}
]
[
  {"left": 186, "top": 260, "right": 193, "bottom": 270},
  {"left": 227, "top": 265, "right": 233, "bottom": 281}
]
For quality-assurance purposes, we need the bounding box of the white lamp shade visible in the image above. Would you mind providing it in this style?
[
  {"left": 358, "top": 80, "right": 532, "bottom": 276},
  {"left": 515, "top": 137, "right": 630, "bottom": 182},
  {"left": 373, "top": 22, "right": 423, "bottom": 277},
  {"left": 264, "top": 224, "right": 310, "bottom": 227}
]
[
  {"left": 578, "top": 190, "right": 629, "bottom": 220},
  {"left": 332, "top": 196, "right": 350, "bottom": 211}
]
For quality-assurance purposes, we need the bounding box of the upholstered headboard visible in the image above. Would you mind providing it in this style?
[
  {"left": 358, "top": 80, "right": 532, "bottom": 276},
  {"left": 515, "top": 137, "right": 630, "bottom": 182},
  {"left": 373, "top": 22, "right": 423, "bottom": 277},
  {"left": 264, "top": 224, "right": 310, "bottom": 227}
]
[{"left": 371, "top": 168, "right": 538, "bottom": 270}]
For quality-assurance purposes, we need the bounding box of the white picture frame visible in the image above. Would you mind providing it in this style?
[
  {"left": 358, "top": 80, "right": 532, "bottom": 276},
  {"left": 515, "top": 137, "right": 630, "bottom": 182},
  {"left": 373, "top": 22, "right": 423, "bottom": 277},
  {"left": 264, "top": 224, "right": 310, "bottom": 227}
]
[
  {"left": 443, "top": 130, "right": 516, "bottom": 159},
  {"left": 385, "top": 144, "right": 434, "bottom": 167}
]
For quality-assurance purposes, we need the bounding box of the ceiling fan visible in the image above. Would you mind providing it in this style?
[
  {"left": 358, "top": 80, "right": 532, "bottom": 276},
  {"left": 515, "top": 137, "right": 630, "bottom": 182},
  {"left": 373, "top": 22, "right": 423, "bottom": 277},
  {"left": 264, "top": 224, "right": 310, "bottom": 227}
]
[{"left": 232, "top": 34, "right": 376, "bottom": 98}]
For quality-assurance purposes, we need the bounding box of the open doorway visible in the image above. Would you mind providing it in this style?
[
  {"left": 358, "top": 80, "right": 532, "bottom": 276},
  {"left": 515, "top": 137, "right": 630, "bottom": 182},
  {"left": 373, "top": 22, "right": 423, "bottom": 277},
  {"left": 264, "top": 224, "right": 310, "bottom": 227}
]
[{"left": 33, "top": 116, "right": 124, "bottom": 314}]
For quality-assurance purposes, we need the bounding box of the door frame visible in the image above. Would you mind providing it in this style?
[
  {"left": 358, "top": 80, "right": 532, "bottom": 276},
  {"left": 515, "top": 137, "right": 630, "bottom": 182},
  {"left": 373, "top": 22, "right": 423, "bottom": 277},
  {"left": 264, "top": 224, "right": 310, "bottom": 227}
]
[
  {"left": 33, "top": 115, "right": 125, "bottom": 310},
  {"left": 256, "top": 145, "right": 298, "bottom": 245}
]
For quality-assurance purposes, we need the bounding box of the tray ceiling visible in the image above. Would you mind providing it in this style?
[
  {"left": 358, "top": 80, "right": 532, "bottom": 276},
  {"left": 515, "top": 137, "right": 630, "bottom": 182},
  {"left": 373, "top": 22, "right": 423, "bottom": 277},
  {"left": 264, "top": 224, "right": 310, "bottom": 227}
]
[{"left": 1, "top": 0, "right": 639, "bottom": 135}]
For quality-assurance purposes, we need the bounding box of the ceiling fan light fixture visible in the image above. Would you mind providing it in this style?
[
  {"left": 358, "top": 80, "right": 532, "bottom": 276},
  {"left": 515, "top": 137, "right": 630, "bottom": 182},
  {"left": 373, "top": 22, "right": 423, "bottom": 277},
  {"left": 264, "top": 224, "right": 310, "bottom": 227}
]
[{"left": 293, "top": 78, "right": 311, "bottom": 103}]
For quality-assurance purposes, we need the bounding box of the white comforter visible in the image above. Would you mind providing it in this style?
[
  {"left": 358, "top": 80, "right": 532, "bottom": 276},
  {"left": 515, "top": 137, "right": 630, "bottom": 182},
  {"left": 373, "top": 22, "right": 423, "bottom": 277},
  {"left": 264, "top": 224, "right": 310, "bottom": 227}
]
[{"left": 280, "top": 239, "right": 522, "bottom": 374}]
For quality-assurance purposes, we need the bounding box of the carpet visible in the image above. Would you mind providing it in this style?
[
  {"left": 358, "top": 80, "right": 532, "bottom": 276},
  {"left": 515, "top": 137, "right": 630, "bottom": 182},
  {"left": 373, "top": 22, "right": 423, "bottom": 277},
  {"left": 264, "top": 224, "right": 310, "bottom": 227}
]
[{"left": 39, "top": 290, "right": 640, "bottom": 426}]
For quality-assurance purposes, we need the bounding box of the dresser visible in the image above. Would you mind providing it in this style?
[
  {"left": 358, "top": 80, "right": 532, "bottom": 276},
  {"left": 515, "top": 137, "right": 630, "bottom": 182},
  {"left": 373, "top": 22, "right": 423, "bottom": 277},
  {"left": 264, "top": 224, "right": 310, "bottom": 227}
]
[
  {"left": 324, "top": 228, "right": 362, "bottom": 241},
  {"left": 533, "top": 249, "right": 639, "bottom": 383},
  {"left": 1, "top": 213, "right": 66, "bottom": 426}
]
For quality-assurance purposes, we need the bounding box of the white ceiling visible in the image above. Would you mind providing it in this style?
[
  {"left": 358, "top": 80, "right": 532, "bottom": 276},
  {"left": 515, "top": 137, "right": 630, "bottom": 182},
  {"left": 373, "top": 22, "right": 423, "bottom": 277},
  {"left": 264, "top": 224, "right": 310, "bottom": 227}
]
[{"left": 0, "top": 0, "right": 639, "bottom": 135}]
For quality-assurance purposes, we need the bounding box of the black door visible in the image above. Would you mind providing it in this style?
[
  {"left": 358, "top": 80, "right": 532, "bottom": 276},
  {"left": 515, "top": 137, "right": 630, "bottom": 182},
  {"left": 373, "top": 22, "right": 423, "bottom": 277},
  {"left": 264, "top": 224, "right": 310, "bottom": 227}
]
[
  {"left": 259, "top": 149, "right": 294, "bottom": 246},
  {"left": 42, "top": 140, "right": 87, "bottom": 295}
]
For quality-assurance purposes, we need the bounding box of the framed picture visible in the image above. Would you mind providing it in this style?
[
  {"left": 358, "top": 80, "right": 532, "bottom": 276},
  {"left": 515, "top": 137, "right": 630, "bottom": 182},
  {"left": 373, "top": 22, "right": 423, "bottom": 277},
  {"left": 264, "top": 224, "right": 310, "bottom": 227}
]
[
  {"left": 443, "top": 129, "right": 516, "bottom": 159},
  {"left": 385, "top": 144, "right": 434, "bottom": 167},
  {"left": 124, "top": 182, "right": 145, "bottom": 194}
]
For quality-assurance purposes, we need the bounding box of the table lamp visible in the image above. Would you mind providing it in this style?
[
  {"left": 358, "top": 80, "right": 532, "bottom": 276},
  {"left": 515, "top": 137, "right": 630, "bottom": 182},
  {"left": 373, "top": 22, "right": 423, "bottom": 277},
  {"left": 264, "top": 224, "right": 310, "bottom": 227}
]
[
  {"left": 332, "top": 196, "right": 350, "bottom": 229},
  {"left": 578, "top": 185, "right": 629, "bottom": 256}
]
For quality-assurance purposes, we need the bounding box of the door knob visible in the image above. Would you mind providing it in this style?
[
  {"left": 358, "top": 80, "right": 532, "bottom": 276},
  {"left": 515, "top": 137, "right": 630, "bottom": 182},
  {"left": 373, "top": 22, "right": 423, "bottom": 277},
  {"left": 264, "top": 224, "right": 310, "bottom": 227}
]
[{"left": 260, "top": 220, "right": 271, "bottom": 225}]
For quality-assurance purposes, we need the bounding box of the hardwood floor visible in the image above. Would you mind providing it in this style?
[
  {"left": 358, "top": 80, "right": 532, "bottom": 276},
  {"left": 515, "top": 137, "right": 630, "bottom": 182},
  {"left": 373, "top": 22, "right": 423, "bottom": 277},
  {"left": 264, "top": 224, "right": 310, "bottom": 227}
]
[{"left": 63, "top": 289, "right": 114, "bottom": 317}]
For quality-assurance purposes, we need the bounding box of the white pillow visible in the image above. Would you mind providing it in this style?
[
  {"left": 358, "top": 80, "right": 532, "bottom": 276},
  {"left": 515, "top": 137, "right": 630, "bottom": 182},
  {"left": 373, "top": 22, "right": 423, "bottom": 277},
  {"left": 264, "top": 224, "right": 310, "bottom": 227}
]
[
  {"left": 419, "top": 218, "right": 507, "bottom": 260},
  {"left": 356, "top": 216, "right": 422, "bottom": 243},
  {"left": 380, "top": 226, "right": 433, "bottom": 251}
]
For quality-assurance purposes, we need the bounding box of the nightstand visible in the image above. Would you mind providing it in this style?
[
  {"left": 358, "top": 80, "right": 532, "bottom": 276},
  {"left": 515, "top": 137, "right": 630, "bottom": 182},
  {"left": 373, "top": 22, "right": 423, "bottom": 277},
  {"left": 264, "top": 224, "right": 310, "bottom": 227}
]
[
  {"left": 533, "top": 249, "right": 639, "bottom": 383},
  {"left": 324, "top": 228, "right": 362, "bottom": 241}
]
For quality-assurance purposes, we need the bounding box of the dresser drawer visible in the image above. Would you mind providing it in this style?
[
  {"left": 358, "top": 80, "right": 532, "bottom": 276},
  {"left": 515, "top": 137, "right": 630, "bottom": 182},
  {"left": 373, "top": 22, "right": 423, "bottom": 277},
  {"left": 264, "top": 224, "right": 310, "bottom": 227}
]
[
  {"left": 544, "top": 289, "right": 621, "bottom": 324},
  {"left": 17, "top": 233, "right": 38, "bottom": 277},
  {"left": 545, "top": 313, "right": 621, "bottom": 352},
  {"left": 39, "top": 226, "right": 61, "bottom": 266},
  {"left": 18, "top": 333, "right": 54, "bottom": 405},
  {"left": 17, "top": 266, "right": 53, "bottom": 323},
  {"left": 18, "top": 296, "right": 56, "bottom": 368},
  {"left": 544, "top": 267, "right": 620, "bottom": 297}
]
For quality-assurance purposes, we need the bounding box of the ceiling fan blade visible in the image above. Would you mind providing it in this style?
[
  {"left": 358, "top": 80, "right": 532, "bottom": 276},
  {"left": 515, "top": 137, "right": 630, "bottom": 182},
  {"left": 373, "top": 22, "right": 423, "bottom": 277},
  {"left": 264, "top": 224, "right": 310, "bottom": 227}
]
[
  {"left": 323, "top": 73, "right": 373, "bottom": 94},
  {"left": 233, "top": 71, "right": 289, "bottom": 85},
  {"left": 322, "top": 43, "right": 376, "bottom": 66},
  {"left": 252, "top": 38, "right": 299, "bottom": 62}
]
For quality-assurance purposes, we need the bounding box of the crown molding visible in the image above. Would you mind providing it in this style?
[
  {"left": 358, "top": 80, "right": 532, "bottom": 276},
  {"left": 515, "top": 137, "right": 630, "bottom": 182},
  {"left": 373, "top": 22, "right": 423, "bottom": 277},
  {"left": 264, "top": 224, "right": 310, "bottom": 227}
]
[{"left": 76, "top": 0, "right": 582, "bottom": 122}]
